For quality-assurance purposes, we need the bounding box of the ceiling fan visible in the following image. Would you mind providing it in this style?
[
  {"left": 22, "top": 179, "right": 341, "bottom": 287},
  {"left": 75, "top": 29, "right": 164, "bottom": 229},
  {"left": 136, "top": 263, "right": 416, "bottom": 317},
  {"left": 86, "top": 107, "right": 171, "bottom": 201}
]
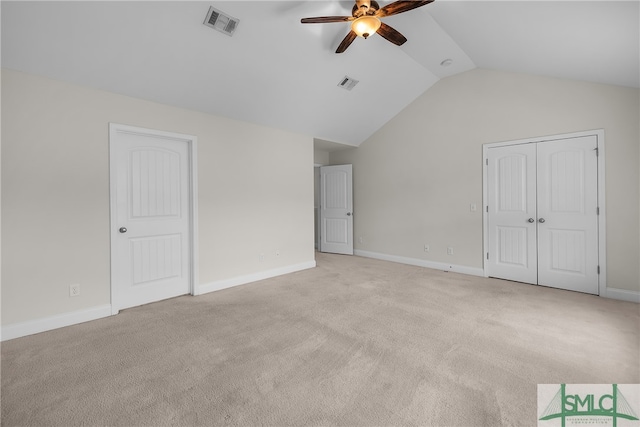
[{"left": 301, "top": 0, "right": 434, "bottom": 53}]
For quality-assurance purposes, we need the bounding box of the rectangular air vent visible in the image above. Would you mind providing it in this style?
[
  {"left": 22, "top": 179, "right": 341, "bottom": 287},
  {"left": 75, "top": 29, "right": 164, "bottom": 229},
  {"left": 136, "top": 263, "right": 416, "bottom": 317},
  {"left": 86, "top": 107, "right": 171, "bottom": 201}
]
[
  {"left": 338, "top": 76, "right": 359, "bottom": 91},
  {"left": 203, "top": 6, "right": 239, "bottom": 36}
]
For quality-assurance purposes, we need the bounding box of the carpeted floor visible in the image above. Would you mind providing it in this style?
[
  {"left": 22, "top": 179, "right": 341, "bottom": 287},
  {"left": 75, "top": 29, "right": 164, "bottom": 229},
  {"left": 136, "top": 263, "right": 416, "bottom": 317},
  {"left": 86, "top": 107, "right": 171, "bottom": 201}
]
[{"left": 1, "top": 252, "right": 639, "bottom": 426}]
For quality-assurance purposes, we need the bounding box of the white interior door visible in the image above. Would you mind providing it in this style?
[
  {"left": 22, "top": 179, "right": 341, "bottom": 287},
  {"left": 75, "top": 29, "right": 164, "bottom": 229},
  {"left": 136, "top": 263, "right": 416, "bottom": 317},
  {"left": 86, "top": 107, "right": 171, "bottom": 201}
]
[
  {"left": 110, "top": 124, "right": 193, "bottom": 312},
  {"left": 486, "top": 135, "right": 600, "bottom": 295},
  {"left": 320, "top": 165, "right": 353, "bottom": 255},
  {"left": 536, "top": 136, "right": 599, "bottom": 293},
  {"left": 487, "top": 144, "right": 538, "bottom": 284}
]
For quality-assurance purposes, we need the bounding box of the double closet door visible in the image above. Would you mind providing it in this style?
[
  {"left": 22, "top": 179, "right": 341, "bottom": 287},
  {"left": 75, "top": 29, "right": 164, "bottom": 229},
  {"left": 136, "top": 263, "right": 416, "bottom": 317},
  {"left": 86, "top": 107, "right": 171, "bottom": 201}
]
[{"left": 486, "top": 135, "right": 599, "bottom": 294}]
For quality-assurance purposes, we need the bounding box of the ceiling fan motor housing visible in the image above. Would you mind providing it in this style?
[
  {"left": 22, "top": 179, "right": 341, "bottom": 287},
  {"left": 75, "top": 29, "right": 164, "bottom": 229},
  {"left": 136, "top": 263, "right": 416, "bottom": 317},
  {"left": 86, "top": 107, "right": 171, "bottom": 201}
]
[{"left": 354, "top": 0, "right": 380, "bottom": 17}]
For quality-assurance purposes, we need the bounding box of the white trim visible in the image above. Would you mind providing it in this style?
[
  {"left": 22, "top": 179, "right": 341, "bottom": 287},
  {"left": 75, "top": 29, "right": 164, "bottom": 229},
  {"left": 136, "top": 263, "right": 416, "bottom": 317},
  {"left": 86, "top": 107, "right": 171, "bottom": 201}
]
[
  {"left": 198, "top": 261, "right": 317, "bottom": 295},
  {"left": 108, "top": 123, "right": 199, "bottom": 312},
  {"left": 1, "top": 304, "right": 112, "bottom": 342},
  {"left": 189, "top": 137, "right": 200, "bottom": 297},
  {"left": 482, "top": 142, "right": 489, "bottom": 278},
  {"left": 355, "top": 250, "right": 638, "bottom": 303},
  {"left": 354, "top": 250, "right": 485, "bottom": 277},
  {"left": 482, "top": 129, "right": 607, "bottom": 296},
  {"left": 602, "top": 287, "right": 640, "bottom": 303},
  {"left": 483, "top": 129, "right": 603, "bottom": 148},
  {"left": 594, "top": 130, "right": 607, "bottom": 296}
]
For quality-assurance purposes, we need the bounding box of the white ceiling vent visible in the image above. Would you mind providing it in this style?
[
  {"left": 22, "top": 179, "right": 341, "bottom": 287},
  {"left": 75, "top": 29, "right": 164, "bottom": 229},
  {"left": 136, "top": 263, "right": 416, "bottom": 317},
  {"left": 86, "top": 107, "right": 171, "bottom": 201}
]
[
  {"left": 203, "top": 6, "right": 239, "bottom": 37},
  {"left": 337, "top": 76, "right": 359, "bottom": 91}
]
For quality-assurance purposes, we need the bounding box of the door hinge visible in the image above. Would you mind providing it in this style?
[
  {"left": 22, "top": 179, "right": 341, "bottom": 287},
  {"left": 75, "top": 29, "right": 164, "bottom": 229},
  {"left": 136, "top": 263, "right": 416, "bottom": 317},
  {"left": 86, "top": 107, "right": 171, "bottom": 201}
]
[
  {"left": 597, "top": 265, "right": 600, "bottom": 274},
  {"left": 485, "top": 159, "right": 488, "bottom": 166},
  {"left": 487, "top": 252, "right": 489, "bottom": 260},
  {"left": 594, "top": 147, "right": 599, "bottom": 157},
  {"left": 597, "top": 207, "right": 600, "bottom": 215}
]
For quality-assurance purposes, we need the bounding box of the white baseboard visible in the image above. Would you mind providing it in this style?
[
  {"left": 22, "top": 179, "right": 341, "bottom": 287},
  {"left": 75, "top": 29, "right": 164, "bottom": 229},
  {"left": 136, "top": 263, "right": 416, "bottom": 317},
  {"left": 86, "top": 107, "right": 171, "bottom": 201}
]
[
  {"left": 355, "top": 250, "right": 639, "bottom": 304},
  {"left": 197, "top": 260, "right": 317, "bottom": 295},
  {"left": 1, "top": 261, "right": 317, "bottom": 341},
  {"left": 354, "top": 250, "right": 485, "bottom": 277},
  {"left": 1, "top": 304, "right": 112, "bottom": 342},
  {"left": 4, "top": 260, "right": 632, "bottom": 343},
  {"left": 603, "top": 286, "right": 640, "bottom": 303}
]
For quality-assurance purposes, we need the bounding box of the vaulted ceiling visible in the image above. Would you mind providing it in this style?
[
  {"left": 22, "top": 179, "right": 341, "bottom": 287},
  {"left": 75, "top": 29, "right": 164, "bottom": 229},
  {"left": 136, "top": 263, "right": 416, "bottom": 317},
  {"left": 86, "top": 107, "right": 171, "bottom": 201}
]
[{"left": 2, "top": 1, "right": 638, "bottom": 147}]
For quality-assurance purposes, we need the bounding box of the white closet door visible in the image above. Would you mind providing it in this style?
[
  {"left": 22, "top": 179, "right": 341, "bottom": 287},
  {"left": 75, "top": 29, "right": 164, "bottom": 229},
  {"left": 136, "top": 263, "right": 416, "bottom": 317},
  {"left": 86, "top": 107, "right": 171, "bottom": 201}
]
[
  {"left": 536, "top": 136, "right": 599, "bottom": 294},
  {"left": 487, "top": 144, "right": 538, "bottom": 284},
  {"left": 486, "top": 136, "right": 600, "bottom": 295}
]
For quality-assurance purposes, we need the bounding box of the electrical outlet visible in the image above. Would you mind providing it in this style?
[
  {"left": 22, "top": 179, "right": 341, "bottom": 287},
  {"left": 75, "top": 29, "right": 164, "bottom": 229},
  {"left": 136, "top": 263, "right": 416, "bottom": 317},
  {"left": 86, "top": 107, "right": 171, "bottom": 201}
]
[
  {"left": 69, "top": 284, "right": 80, "bottom": 297},
  {"left": 424, "top": 244, "right": 430, "bottom": 252},
  {"left": 358, "top": 236, "right": 363, "bottom": 244},
  {"left": 275, "top": 250, "right": 280, "bottom": 257},
  {"left": 447, "top": 247, "right": 454, "bottom": 255},
  {"left": 259, "top": 253, "right": 265, "bottom": 262},
  {"left": 470, "top": 203, "right": 477, "bottom": 212}
]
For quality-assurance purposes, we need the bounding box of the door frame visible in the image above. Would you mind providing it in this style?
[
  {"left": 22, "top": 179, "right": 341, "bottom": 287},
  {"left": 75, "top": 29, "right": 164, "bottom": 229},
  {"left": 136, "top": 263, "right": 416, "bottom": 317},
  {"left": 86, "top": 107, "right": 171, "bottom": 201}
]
[
  {"left": 482, "top": 129, "right": 606, "bottom": 295},
  {"left": 108, "top": 123, "right": 199, "bottom": 315},
  {"left": 314, "top": 165, "right": 322, "bottom": 251}
]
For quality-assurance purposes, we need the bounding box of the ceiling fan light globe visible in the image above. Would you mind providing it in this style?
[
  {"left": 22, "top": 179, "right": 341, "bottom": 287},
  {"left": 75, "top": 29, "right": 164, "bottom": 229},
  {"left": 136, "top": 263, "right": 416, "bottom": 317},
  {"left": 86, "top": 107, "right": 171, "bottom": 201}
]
[{"left": 351, "top": 16, "right": 381, "bottom": 38}]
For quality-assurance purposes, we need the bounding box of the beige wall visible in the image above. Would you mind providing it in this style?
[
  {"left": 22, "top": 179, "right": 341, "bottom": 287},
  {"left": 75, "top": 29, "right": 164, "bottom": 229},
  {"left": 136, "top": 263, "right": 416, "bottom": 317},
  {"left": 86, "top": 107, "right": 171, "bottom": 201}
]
[
  {"left": 314, "top": 149, "right": 330, "bottom": 166},
  {"left": 331, "top": 68, "right": 640, "bottom": 292},
  {"left": 1, "top": 69, "right": 315, "bottom": 325}
]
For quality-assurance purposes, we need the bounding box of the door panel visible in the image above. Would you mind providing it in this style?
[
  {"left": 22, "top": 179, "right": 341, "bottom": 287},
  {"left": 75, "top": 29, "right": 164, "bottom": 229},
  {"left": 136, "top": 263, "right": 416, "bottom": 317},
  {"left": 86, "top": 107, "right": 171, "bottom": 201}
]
[
  {"left": 537, "top": 136, "right": 599, "bottom": 293},
  {"left": 496, "top": 226, "right": 529, "bottom": 267},
  {"left": 130, "top": 149, "right": 181, "bottom": 218},
  {"left": 131, "top": 234, "right": 182, "bottom": 285},
  {"left": 320, "top": 165, "right": 353, "bottom": 255},
  {"left": 487, "top": 144, "right": 538, "bottom": 284},
  {"left": 111, "top": 126, "right": 192, "bottom": 311}
]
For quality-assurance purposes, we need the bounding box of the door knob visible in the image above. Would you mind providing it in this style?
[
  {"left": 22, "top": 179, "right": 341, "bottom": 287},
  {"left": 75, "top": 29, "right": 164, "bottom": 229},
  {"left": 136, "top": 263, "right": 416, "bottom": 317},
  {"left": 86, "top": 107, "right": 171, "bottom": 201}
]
[
  {"left": 528, "top": 218, "right": 535, "bottom": 223},
  {"left": 119, "top": 227, "right": 127, "bottom": 233},
  {"left": 538, "top": 218, "right": 546, "bottom": 223},
  {"left": 346, "top": 212, "right": 352, "bottom": 216}
]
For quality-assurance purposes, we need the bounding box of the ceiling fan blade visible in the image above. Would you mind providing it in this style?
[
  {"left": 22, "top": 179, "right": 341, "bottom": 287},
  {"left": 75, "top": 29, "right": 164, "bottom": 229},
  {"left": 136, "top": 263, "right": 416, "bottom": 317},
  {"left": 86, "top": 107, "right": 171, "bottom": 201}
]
[
  {"left": 377, "top": 0, "right": 434, "bottom": 17},
  {"left": 301, "top": 16, "right": 353, "bottom": 24},
  {"left": 336, "top": 30, "right": 358, "bottom": 53},
  {"left": 377, "top": 22, "right": 407, "bottom": 46}
]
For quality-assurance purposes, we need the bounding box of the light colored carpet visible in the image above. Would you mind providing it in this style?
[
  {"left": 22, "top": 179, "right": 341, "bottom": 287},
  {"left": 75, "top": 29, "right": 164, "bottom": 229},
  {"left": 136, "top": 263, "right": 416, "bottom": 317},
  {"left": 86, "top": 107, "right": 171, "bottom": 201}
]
[{"left": 2, "top": 252, "right": 638, "bottom": 426}]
